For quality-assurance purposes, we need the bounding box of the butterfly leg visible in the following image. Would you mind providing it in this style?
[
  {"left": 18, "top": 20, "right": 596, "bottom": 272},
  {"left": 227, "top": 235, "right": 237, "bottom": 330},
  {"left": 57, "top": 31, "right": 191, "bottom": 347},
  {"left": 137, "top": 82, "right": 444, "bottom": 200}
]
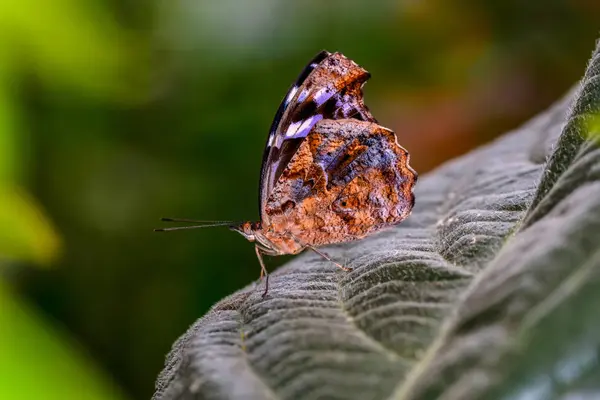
[
  {"left": 255, "top": 245, "right": 269, "bottom": 297},
  {"left": 308, "top": 246, "right": 352, "bottom": 272}
]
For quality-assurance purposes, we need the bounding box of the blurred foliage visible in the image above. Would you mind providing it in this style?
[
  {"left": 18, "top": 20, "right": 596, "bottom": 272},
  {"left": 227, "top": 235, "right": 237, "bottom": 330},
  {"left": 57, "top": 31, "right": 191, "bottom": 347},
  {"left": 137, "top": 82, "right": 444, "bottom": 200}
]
[
  {"left": 0, "top": 187, "right": 61, "bottom": 264},
  {"left": 0, "top": 0, "right": 145, "bottom": 98},
  {"left": 0, "top": 280, "right": 126, "bottom": 400},
  {"left": 0, "top": 65, "right": 60, "bottom": 265},
  {"left": 0, "top": 0, "right": 598, "bottom": 399},
  {"left": 0, "top": 0, "right": 142, "bottom": 398}
]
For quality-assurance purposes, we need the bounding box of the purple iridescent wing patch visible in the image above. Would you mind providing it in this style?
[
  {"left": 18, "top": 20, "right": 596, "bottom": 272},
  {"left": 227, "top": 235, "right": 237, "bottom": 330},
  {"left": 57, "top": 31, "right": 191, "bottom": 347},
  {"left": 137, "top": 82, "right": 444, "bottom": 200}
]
[{"left": 258, "top": 51, "right": 376, "bottom": 223}]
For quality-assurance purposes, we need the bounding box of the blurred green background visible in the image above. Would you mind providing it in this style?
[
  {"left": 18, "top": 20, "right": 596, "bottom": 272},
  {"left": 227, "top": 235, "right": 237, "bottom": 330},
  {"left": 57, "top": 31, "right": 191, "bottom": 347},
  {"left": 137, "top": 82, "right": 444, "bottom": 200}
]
[{"left": 1, "top": 1, "right": 599, "bottom": 399}]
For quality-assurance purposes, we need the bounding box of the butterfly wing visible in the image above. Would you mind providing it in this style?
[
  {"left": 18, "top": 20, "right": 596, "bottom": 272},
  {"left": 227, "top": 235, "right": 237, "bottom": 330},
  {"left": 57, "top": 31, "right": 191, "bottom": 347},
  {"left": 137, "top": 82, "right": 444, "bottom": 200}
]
[
  {"left": 264, "top": 119, "right": 416, "bottom": 248},
  {"left": 259, "top": 51, "right": 375, "bottom": 224}
]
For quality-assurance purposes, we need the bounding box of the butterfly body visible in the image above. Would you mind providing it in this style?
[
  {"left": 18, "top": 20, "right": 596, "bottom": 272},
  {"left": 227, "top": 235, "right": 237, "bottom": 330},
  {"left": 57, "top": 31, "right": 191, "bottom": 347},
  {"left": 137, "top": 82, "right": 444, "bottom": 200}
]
[{"left": 159, "top": 51, "right": 416, "bottom": 296}]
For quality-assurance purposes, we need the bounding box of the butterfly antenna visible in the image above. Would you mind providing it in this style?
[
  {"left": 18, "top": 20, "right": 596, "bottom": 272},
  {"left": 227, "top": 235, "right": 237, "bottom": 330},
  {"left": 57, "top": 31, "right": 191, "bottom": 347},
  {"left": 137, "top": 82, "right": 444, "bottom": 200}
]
[
  {"left": 160, "top": 217, "right": 236, "bottom": 224},
  {"left": 154, "top": 218, "right": 240, "bottom": 232}
]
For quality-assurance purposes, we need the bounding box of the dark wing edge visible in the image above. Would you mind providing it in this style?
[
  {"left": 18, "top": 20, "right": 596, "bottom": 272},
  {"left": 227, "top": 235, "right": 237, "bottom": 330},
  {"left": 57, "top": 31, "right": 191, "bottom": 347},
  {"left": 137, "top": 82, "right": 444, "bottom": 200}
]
[
  {"left": 258, "top": 51, "right": 374, "bottom": 223},
  {"left": 258, "top": 50, "right": 330, "bottom": 216}
]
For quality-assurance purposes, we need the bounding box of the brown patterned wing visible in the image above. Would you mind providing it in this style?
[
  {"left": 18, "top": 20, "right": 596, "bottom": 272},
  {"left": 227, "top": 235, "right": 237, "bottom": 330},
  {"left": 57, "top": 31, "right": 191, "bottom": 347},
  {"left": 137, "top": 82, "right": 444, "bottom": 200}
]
[
  {"left": 259, "top": 52, "right": 375, "bottom": 225},
  {"left": 264, "top": 119, "right": 416, "bottom": 251}
]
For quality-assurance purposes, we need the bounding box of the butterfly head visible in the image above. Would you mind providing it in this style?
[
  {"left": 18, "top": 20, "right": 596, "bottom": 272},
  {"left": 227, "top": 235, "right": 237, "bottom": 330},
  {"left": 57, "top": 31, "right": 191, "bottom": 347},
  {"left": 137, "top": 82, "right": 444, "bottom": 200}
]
[
  {"left": 229, "top": 221, "right": 262, "bottom": 242},
  {"left": 230, "top": 221, "right": 289, "bottom": 255}
]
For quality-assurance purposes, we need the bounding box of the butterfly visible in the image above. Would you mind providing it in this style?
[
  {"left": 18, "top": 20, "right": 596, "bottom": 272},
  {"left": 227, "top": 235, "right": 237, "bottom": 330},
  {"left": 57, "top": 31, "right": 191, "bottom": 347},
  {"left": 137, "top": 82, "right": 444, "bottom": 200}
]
[{"left": 157, "top": 51, "right": 417, "bottom": 296}]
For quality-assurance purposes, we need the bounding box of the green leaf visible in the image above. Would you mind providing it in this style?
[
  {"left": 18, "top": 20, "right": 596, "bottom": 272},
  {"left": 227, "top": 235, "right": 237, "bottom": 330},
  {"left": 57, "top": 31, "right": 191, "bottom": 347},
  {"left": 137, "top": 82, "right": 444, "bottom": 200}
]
[
  {"left": 153, "top": 41, "right": 600, "bottom": 400},
  {"left": 0, "top": 280, "right": 127, "bottom": 400}
]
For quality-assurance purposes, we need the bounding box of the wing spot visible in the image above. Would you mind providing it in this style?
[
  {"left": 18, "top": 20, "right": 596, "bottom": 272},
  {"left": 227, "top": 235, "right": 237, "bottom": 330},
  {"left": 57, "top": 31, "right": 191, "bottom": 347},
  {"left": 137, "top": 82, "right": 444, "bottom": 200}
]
[{"left": 282, "top": 200, "right": 296, "bottom": 212}]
